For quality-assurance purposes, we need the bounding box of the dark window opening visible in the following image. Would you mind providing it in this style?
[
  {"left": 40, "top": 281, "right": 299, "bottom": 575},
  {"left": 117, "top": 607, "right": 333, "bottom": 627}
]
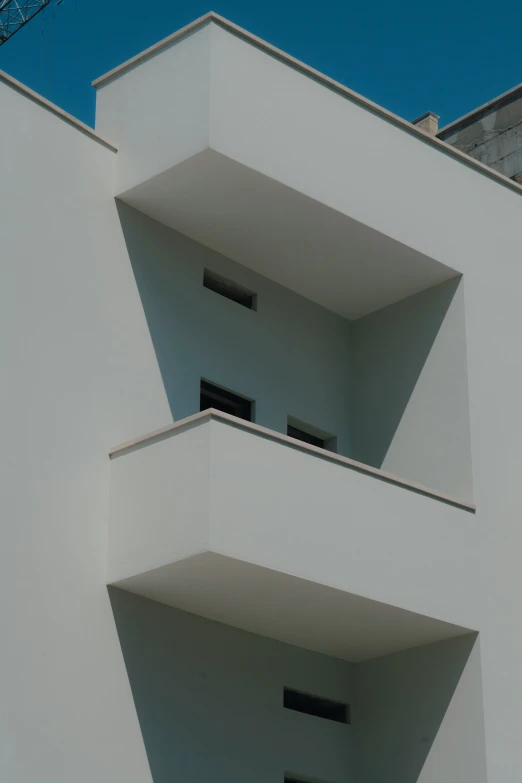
[
  {"left": 287, "top": 419, "right": 337, "bottom": 452},
  {"left": 285, "top": 778, "right": 334, "bottom": 783},
  {"left": 283, "top": 688, "right": 350, "bottom": 724},
  {"left": 200, "top": 380, "right": 253, "bottom": 421},
  {"left": 287, "top": 424, "right": 325, "bottom": 449},
  {"left": 203, "top": 269, "right": 257, "bottom": 310},
  {"left": 285, "top": 777, "right": 334, "bottom": 783}
]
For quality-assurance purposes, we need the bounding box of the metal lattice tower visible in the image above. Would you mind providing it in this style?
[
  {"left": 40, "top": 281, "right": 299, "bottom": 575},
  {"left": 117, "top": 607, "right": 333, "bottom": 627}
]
[{"left": 0, "top": 0, "right": 50, "bottom": 46}]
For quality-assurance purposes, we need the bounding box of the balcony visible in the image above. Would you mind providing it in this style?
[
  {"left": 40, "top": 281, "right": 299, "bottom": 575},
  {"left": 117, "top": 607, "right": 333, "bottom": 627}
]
[
  {"left": 94, "top": 16, "right": 462, "bottom": 322},
  {"left": 108, "top": 409, "right": 477, "bottom": 662}
]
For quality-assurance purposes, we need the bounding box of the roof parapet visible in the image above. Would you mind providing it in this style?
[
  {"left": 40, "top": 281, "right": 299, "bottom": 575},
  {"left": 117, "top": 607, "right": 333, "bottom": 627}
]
[
  {"left": 0, "top": 69, "right": 117, "bottom": 152},
  {"left": 91, "top": 12, "right": 522, "bottom": 196}
]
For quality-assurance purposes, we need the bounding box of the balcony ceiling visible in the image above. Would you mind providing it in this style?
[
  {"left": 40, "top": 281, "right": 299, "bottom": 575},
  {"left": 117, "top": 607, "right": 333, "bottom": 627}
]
[
  {"left": 113, "top": 551, "right": 471, "bottom": 662},
  {"left": 119, "top": 149, "right": 458, "bottom": 320}
]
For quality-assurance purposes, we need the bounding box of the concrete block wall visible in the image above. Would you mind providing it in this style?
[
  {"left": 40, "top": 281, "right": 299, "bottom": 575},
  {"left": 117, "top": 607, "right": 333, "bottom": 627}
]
[{"left": 440, "top": 88, "right": 522, "bottom": 181}]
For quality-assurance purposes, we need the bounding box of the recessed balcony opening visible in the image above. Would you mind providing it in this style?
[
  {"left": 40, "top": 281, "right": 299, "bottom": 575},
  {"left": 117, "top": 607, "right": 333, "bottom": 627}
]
[
  {"left": 119, "top": 198, "right": 472, "bottom": 504},
  {"left": 108, "top": 410, "right": 482, "bottom": 782},
  {"left": 110, "top": 587, "right": 483, "bottom": 783}
]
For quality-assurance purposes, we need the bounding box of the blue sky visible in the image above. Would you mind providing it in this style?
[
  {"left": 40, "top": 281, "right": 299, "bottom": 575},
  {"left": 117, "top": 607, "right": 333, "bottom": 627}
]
[{"left": 1, "top": 0, "right": 521, "bottom": 129}]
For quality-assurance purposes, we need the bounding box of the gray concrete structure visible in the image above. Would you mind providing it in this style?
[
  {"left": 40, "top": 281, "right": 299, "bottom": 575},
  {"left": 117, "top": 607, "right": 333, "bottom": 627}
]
[
  {"left": 439, "top": 83, "right": 522, "bottom": 181},
  {"left": 1, "top": 11, "right": 522, "bottom": 783}
]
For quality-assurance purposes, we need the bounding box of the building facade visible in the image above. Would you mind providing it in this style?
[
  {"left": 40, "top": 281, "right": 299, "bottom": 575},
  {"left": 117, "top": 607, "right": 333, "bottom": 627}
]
[{"left": 1, "top": 12, "right": 522, "bottom": 783}]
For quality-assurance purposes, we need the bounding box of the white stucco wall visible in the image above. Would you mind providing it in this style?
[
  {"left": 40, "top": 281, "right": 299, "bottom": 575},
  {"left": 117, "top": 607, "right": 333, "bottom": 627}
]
[
  {"left": 197, "top": 29, "right": 522, "bottom": 779},
  {"left": 109, "top": 589, "right": 481, "bottom": 783},
  {"left": 109, "top": 416, "right": 479, "bottom": 633},
  {"left": 353, "top": 278, "right": 473, "bottom": 502},
  {"left": 117, "top": 204, "right": 473, "bottom": 498},
  {"left": 94, "top": 23, "right": 211, "bottom": 193},
  {"left": 117, "top": 202, "right": 354, "bottom": 453},
  {"left": 354, "top": 635, "right": 486, "bottom": 783},
  {"left": 110, "top": 588, "right": 355, "bottom": 783},
  {"left": 0, "top": 79, "right": 171, "bottom": 782},
  {"left": 416, "top": 638, "right": 487, "bottom": 783},
  {"left": 4, "top": 13, "right": 522, "bottom": 782}
]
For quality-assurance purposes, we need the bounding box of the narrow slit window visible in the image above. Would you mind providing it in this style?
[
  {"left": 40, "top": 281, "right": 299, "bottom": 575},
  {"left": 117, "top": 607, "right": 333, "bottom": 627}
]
[
  {"left": 203, "top": 269, "right": 257, "bottom": 310},
  {"left": 200, "top": 380, "right": 253, "bottom": 422},
  {"left": 283, "top": 687, "right": 350, "bottom": 724}
]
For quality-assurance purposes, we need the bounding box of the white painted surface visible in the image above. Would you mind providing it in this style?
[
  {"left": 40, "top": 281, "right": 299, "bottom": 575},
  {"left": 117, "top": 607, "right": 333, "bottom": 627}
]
[
  {"left": 108, "top": 416, "right": 479, "bottom": 645},
  {"left": 94, "top": 23, "right": 211, "bottom": 193},
  {"left": 112, "top": 552, "right": 471, "bottom": 662},
  {"left": 108, "top": 422, "right": 210, "bottom": 581},
  {"left": 0, "top": 69, "right": 116, "bottom": 150},
  {"left": 0, "top": 76, "right": 171, "bottom": 782},
  {"left": 117, "top": 148, "right": 456, "bottom": 319},
  {"left": 208, "top": 419, "right": 478, "bottom": 628},
  {"left": 354, "top": 279, "right": 474, "bottom": 501},
  {"left": 95, "top": 23, "right": 459, "bottom": 319},
  {"left": 379, "top": 280, "right": 473, "bottom": 500},
  {"left": 110, "top": 589, "right": 355, "bottom": 783},
  {"left": 117, "top": 203, "right": 354, "bottom": 451},
  {"left": 354, "top": 635, "right": 486, "bottom": 783},
  {"left": 3, "top": 11, "right": 522, "bottom": 781},
  {"left": 417, "top": 639, "right": 487, "bottom": 783}
]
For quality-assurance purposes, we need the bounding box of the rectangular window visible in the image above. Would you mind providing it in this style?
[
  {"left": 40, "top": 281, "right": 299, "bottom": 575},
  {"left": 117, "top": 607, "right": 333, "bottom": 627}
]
[
  {"left": 203, "top": 269, "right": 257, "bottom": 310},
  {"left": 283, "top": 687, "right": 350, "bottom": 724},
  {"left": 200, "top": 379, "right": 253, "bottom": 421}
]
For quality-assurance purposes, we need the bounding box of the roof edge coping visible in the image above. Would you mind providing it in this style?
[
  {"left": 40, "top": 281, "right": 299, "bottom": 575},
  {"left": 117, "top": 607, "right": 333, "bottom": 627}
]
[
  {"left": 90, "top": 12, "right": 522, "bottom": 197},
  {"left": 0, "top": 69, "right": 117, "bottom": 152},
  {"left": 109, "top": 409, "right": 476, "bottom": 513}
]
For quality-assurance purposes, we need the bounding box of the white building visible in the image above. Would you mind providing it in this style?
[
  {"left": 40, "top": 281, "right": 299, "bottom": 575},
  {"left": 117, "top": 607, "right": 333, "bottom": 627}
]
[{"left": 1, "top": 12, "right": 521, "bottom": 783}]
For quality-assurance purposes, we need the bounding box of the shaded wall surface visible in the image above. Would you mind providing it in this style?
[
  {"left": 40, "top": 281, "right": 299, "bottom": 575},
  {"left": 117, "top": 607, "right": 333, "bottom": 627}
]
[
  {"left": 110, "top": 588, "right": 354, "bottom": 783},
  {"left": 354, "top": 634, "right": 485, "bottom": 783},
  {"left": 111, "top": 591, "right": 484, "bottom": 783},
  {"left": 353, "top": 278, "right": 473, "bottom": 501},
  {"left": 120, "top": 203, "right": 472, "bottom": 501},
  {"left": 119, "top": 202, "right": 353, "bottom": 455}
]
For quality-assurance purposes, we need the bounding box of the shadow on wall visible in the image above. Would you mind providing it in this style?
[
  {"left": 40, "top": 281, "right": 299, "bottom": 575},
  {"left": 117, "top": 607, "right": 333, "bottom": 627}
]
[
  {"left": 110, "top": 587, "right": 484, "bottom": 783},
  {"left": 117, "top": 197, "right": 471, "bottom": 498},
  {"left": 354, "top": 633, "right": 484, "bottom": 783},
  {"left": 109, "top": 587, "right": 355, "bottom": 783},
  {"left": 352, "top": 277, "right": 461, "bottom": 469},
  {"left": 116, "top": 200, "right": 354, "bottom": 453},
  {"left": 116, "top": 200, "right": 200, "bottom": 423}
]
